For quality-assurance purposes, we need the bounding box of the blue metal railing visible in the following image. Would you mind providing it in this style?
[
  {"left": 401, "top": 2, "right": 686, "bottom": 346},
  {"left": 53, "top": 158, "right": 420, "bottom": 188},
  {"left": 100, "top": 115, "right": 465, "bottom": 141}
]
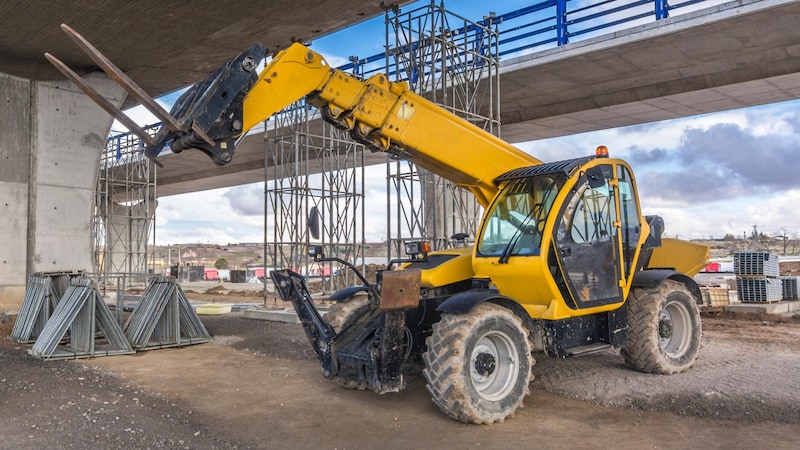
[
  {"left": 488, "top": 0, "right": 713, "bottom": 57},
  {"left": 105, "top": 123, "right": 160, "bottom": 163},
  {"left": 343, "top": 0, "right": 716, "bottom": 81},
  {"left": 108, "top": 0, "right": 716, "bottom": 148}
]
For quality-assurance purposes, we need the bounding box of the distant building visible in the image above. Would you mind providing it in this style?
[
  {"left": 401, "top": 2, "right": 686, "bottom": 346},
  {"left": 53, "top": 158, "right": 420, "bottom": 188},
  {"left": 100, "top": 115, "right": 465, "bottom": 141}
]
[{"left": 204, "top": 268, "right": 219, "bottom": 280}]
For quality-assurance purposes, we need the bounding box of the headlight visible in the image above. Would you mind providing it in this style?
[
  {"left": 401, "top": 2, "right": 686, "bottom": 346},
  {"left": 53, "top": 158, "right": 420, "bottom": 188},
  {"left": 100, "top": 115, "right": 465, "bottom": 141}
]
[{"left": 404, "top": 240, "right": 431, "bottom": 257}]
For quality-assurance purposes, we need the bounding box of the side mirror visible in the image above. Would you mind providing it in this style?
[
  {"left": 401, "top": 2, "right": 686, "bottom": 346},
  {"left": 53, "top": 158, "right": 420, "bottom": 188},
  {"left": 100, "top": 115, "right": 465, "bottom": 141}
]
[
  {"left": 307, "top": 244, "right": 324, "bottom": 260},
  {"left": 585, "top": 166, "right": 606, "bottom": 189},
  {"left": 308, "top": 206, "right": 320, "bottom": 240}
]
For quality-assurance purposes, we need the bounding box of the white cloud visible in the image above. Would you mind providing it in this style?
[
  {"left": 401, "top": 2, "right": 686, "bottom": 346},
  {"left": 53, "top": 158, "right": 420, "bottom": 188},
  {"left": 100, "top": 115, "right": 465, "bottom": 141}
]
[
  {"left": 154, "top": 187, "right": 265, "bottom": 245},
  {"left": 316, "top": 52, "right": 350, "bottom": 69},
  {"left": 149, "top": 98, "right": 800, "bottom": 246}
]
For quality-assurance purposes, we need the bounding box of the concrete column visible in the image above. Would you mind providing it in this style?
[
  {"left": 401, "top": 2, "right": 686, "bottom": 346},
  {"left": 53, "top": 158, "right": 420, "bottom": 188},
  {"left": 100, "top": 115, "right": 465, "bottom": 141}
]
[
  {"left": 0, "top": 73, "right": 31, "bottom": 311},
  {"left": 0, "top": 71, "right": 125, "bottom": 311}
]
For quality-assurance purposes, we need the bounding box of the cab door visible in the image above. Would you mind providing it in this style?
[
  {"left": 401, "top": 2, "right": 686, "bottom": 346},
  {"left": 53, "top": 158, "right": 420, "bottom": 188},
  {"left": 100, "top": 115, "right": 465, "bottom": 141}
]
[{"left": 553, "top": 164, "right": 623, "bottom": 309}]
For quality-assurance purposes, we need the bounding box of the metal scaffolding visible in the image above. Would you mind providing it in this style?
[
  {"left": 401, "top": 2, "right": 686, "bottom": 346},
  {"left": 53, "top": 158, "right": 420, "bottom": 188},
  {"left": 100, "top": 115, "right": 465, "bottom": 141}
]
[
  {"left": 384, "top": 1, "right": 501, "bottom": 259},
  {"left": 92, "top": 1, "right": 499, "bottom": 293},
  {"left": 264, "top": 101, "right": 366, "bottom": 291},
  {"left": 94, "top": 127, "right": 157, "bottom": 290}
]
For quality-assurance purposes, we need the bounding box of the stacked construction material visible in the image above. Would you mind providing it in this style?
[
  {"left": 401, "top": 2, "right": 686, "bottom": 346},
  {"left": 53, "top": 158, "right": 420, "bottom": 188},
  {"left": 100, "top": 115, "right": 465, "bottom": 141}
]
[
  {"left": 699, "top": 283, "right": 730, "bottom": 307},
  {"left": 11, "top": 271, "right": 82, "bottom": 344},
  {"left": 734, "top": 251, "right": 782, "bottom": 303},
  {"left": 11, "top": 274, "right": 61, "bottom": 343},
  {"left": 29, "top": 278, "right": 134, "bottom": 360},
  {"left": 781, "top": 276, "right": 799, "bottom": 299},
  {"left": 734, "top": 251, "right": 780, "bottom": 276},
  {"left": 123, "top": 276, "right": 211, "bottom": 350},
  {"left": 736, "top": 277, "right": 783, "bottom": 303}
]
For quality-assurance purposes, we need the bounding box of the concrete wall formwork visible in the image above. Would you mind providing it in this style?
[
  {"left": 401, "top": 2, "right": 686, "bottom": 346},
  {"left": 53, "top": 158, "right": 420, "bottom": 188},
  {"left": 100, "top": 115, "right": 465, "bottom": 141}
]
[{"left": 0, "top": 71, "right": 125, "bottom": 311}]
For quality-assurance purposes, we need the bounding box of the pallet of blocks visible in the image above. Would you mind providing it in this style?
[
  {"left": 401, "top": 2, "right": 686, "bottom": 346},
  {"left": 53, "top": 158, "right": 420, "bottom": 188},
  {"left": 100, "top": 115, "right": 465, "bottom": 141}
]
[
  {"left": 734, "top": 251, "right": 782, "bottom": 303},
  {"left": 699, "top": 283, "right": 730, "bottom": 307}
]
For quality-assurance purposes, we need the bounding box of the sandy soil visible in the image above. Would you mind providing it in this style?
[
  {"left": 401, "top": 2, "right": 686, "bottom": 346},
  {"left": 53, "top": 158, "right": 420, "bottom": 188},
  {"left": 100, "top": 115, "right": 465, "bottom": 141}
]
[{"left": 2, "top": 295, "right": 800, "bottom": 449}]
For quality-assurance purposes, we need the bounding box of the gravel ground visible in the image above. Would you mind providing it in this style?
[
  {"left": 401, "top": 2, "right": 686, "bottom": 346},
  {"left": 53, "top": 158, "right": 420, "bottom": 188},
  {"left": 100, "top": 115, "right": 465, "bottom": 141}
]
[
  {"left": 200, "top": 307, "right": 800, "bottom": 424},
  {"left": 2, "top": 294, "right": 800, "bottom": 449},
  {"left": 0, "top": 329, "right": 245, "bottom": 448}
]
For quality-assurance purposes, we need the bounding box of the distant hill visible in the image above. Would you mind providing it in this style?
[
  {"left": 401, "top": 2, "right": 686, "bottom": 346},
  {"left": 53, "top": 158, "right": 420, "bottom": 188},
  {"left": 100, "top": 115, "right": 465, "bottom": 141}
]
[{"left": 152, "top": 237, "right": 798, "bottom": 270}]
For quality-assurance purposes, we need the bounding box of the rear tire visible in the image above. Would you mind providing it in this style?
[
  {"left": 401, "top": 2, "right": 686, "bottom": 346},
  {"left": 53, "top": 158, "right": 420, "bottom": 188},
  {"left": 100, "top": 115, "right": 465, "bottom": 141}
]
[
  {"left": 622, "top": 279, "right": 701, "bottom": 374},
  {"left": 324, "top": 293, "right": 371, "bottom": 390},
  {"left": 423, "top": 303, "right": 534, "bottom": 424}
]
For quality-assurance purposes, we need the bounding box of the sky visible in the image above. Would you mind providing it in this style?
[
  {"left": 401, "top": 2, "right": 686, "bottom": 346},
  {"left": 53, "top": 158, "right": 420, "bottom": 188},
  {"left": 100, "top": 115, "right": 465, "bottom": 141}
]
[{"left": 114, "top": 0, "right": 800, "bottom": 246}]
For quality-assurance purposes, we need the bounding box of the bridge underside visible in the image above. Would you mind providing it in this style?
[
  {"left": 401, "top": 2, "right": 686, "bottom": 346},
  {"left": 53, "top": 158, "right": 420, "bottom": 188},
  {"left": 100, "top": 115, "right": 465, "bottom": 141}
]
[
  {"left": 152, "top": 0, "right": 800, "bottom": 197},
  {"left": 0, "top": 0, "right": 406, "bottom": 109},
  {"left": 498, "top": 0, "right": 800, "bottom": 142}
]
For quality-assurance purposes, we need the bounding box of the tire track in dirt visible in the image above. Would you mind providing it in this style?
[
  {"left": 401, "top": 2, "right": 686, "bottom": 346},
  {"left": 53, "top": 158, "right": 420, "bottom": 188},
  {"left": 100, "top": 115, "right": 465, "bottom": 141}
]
[{"left": 533, "top": 321, "right": 800, "bottom": 424}]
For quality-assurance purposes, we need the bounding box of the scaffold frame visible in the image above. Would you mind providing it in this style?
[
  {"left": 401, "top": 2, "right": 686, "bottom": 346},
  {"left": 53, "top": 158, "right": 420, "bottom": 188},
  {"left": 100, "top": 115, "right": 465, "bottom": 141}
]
[
  {"left": 264, "top": 101, "right": 366, "bottom": 292},
  {"left": 384, "top": 0, "right": 501, "bottom": 259},
  {"left": 94, "top": 127, "right": 157, "bottom": 291}
]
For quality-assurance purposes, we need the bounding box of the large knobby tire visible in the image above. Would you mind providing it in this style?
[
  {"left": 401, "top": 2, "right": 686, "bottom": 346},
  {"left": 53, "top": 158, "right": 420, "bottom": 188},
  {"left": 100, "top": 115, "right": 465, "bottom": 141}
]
[
  {"left": 622, "top": 279, "right": 701, "bottom": 374},
  {"left": 423, "top": 303, "right": 534, "bottom": 424},
  {"left": 324, "top": 292, "right": 370, "bottom": 333},
  {"left": 324, "top": 293, "right": 371, "bottom": 390}
]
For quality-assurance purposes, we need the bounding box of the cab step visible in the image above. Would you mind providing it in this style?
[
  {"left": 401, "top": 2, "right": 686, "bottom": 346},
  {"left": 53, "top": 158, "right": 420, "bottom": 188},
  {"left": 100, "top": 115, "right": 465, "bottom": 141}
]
[{"left": 565, "top": 343, "right": 612, "bottom": 357}]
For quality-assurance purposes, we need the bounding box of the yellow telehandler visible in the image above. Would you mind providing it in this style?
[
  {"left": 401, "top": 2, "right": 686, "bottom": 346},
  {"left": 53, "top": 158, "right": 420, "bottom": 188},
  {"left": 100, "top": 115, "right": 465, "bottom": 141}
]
[{"left": 49, "top": 25, "right": 709, "bottom": 424}]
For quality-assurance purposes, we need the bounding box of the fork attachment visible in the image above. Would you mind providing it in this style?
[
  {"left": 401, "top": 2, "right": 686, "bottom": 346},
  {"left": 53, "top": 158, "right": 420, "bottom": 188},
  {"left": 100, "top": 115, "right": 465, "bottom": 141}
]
[
  {"left": 148, "top": 43, "right": 265, "bottom": 165},
  {"left": 46, "top": 23, "right": 265, "bottom": 166}
]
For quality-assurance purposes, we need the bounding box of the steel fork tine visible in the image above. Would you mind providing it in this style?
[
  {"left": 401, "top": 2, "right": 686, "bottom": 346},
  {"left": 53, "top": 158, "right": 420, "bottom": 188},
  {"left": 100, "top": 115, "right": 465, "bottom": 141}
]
[
  {"left": 44, "top": 52, "right": 164, "bottom": 168},
  {"left": 59, "top": 23, "right": 185, "bottom": 134},
  {"left": 44, "top": 52, "right": 156, "bottom": 147}
]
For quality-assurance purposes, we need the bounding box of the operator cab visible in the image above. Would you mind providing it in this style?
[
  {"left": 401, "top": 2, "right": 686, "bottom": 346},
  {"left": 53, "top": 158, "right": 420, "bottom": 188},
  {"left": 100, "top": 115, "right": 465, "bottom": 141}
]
[{"left": 474, "top": 151, "right": 648, "bottom": 316}]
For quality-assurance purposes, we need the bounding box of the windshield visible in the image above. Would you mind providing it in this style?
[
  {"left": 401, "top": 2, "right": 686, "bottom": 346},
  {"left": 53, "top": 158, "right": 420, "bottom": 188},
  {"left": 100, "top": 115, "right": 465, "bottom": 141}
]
[{"left": 477, "top": 174, "right": 564, "bottom": 257}]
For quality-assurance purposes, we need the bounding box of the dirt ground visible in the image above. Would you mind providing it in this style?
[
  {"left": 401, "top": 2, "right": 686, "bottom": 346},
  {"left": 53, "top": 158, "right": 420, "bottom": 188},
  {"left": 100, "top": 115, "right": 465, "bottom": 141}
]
[{"left": 2, "top": 290, "right": 800, "bottom": 449}]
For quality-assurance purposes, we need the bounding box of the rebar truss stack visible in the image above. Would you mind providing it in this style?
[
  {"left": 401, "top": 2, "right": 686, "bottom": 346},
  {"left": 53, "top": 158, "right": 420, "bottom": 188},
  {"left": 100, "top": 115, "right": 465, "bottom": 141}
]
[
  {"left": 780, "top": 276, "right": 799, "bottom": 300},
  {"left": 734, "top": 251, "right": 783, "bottom": 303},
  {"left": 734, "top": 251, "right": 780, "bottom": 277},
  {"left": 16, "top": 274, "right": 210, "bottom": 359},
  {"left": 28, "top": 278, "right": 134, "bottom": 361},
  {"left": 10, "top": 271, "right": 83, "bottom": 344},
  {"left": 123, "top": 276, "right": 211, "bottom": 350}
]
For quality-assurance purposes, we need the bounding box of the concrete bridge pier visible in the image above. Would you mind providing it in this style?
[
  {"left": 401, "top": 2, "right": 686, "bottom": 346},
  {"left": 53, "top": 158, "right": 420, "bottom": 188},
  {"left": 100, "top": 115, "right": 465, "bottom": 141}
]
[{"left": 0, "top": 71, "right": 125, "bottom": 311}]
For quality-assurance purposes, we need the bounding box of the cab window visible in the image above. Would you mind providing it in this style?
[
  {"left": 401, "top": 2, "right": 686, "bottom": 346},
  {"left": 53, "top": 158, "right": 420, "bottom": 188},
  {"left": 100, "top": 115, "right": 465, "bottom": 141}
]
[
  {"left": 568, "top": 165, "right": 616, "bottom": 244},
  {"left": 477, "top": 175, "right": 563, "bottom": 257},
  {"left": 618, "top": 165, "right": 641, "bottom": 273}
]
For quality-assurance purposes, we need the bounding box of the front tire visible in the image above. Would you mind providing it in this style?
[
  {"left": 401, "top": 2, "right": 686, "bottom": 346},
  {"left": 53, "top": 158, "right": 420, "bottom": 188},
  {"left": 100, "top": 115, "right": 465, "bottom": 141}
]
[
  {"left": 423, "top": 303, "right": 534, "bottom": 424},
  {"left": 324, "top": 293, "right": 370, "bottom": 333},
  {"left": 324, "top": 293, "right": 371, "bottom": 390},
  {"left": 622, "top": 279, "right": 701, "bottom": 374}
]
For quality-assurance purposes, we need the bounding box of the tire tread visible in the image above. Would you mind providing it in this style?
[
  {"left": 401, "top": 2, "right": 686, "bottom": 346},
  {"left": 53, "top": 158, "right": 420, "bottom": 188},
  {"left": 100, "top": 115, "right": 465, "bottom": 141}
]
[
  {"left": 622, "top": 280, "right": 701, "bottom": 374},
  {"left": 422, "top": 303, "right": 534, "bottom": 424}
]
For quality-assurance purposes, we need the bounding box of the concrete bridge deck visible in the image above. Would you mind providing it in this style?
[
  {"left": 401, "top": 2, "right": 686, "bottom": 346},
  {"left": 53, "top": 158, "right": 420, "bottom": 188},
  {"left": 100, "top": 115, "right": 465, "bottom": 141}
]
[{"left": 152, "top": 0, "right": 800, "bottom": 197}]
